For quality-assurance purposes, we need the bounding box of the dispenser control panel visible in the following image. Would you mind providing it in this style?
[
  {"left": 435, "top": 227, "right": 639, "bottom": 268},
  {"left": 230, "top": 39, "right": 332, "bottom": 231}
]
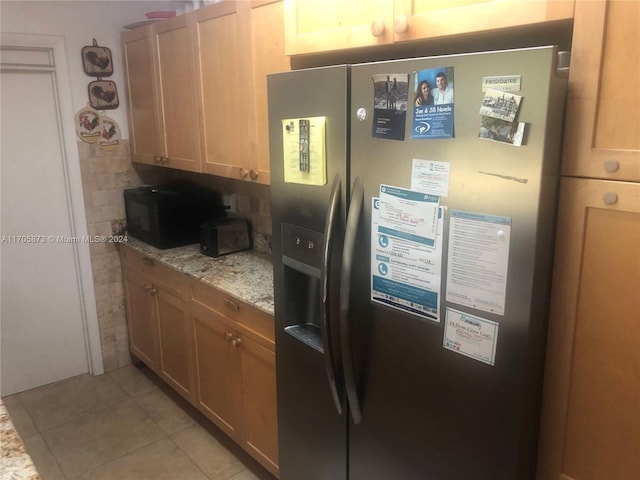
[{"left": 282, "top": 222, "right": 323, "bottom": 270}]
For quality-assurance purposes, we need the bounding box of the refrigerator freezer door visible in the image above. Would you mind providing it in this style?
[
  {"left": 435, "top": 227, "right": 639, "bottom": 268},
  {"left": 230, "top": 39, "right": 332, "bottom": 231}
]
[
  {"left": 268, "top": 65, "right": 350, "bottom": 480},
  {"left": 346, "top": 47, "right": 566, "bottom": 479}
]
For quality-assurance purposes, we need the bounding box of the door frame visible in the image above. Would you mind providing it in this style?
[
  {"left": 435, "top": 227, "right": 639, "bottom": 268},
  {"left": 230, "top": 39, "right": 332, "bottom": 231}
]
[{"left": 1, "top": 32, "right": 104, "bottom": 376}]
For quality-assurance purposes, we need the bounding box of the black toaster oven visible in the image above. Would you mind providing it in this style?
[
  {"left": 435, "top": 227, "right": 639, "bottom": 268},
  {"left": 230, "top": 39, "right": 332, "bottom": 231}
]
[{"left": 200, "top": 218, "right": 251, "bottom": 257}]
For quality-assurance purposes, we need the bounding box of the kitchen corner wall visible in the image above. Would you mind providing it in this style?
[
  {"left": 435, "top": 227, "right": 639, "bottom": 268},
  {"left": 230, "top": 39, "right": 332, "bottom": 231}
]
[
  {"left": 77, "top": 139, "right": 167, "bottom": 371},
  {"left": 78, "top": 139, "right": 273, "bottom": 372}
]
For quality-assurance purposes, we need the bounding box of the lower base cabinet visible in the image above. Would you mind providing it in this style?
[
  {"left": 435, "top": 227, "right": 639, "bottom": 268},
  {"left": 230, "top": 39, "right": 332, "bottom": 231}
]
[
  {"left": 120, "top": 246, "right": 278, "bottom": 477},
  {"left": 537, "top": 178, "right": 640, "bottom": 479},
  {"left": 192, "top": 305, "right": 279, "bottom": 474}
]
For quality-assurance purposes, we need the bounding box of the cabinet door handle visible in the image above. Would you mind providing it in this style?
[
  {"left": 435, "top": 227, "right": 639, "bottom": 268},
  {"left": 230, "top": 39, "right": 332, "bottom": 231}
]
[
  {"left": 604, "top": 159, "right": 620, "bottom": 173},
  {"left": 370, "top": 17, "right": 385, "bottom": 37},
  {"left": 142, "top": 257, "right": 155, "bottom": 266},
  {"left": 224, "top": 298, "right": 240, "bottom": 313},
  {"left": 231, "top": 337, "right": 242, "bottom": 347},
  {"left": 224, "top": 331, "right": 234, "bottom": 341},
  {"left": 603, "top": 192, "right": 618, "bottom": 205},
  {"left": 143, "top": 284, "right": 157, "bottom": 295},
  {"left": 249, "top": 169, "right": 258, "bottom": 181},
  {"left": 239, "top": 168, "right": 249, "bottom": 179},
  {"left": 394, "top": 14, "right": 409, "bottom": 34}
]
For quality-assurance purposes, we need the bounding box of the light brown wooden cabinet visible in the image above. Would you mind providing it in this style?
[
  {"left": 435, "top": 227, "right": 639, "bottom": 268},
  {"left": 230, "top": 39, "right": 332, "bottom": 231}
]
[
  {"left": 537, "top": 2, "right": 640, "bottom": 479},
  {"left": 284, "top": 0, "right": 574, "bottom": 55},
  {"left": 560, "top": 0, "right": 639, "bottom": 182},
  {"left": 122, "top": 267, "right": 161, "bottom": 369},
  {"left": 120, "top": 245, "right": 278, "bottom": 477},
  {"left": 122, "top": 0, "right": 288, "bottom": 184},
  {"left": 537, "top": 178, "right": 640, "bottom": 480},
  {"left": 192, "top": 305, "right": 245, "bottom": 440},
  {"left": 191, "top": 280, "right": 279, "bottom": 477},
  {"left": 247, "top": 0, "right": 291, "bottom": 185},
  {"left": 122, "top": 15, "right": 202, "bottom": 172},
  {"left": 121, "top": 248, "right": 196, "bottom": 403},
  {"left": 193, "top": 1, "right": 251, "bottom": 180}
]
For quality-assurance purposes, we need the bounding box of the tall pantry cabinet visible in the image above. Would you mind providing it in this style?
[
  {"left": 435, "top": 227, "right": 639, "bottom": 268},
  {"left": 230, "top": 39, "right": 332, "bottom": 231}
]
[{"left": 537, "top": 1, "right": 640, "bottom": 480}]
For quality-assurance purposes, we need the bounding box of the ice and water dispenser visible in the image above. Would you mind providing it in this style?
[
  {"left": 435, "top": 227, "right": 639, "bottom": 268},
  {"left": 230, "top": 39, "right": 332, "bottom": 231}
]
[{"left": 280, "top": 222, "right": 326, "bottom": 352}]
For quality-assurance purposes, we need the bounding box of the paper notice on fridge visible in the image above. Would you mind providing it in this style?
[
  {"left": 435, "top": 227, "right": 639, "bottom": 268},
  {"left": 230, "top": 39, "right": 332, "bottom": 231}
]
[
  {"left": 443, "top": 308, "right": 499, "bottom": 366},
  {"left": 371, "top": 197, "right": 444, "bottom": 322},
  {"left": 377, "top": 185, "right": 440, "bottom": 248},
  {"left": 411, "top": 159, "right": 450, "bottom": 197},
  {"left": 281, "top": 117, "right": 327, "bottom": 186},
  {"left": 445, "top": 210, "right": 511, "bottom": 315}
]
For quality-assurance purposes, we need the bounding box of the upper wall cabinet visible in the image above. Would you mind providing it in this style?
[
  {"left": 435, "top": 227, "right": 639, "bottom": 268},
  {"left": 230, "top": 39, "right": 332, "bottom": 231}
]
[
  {"left": 284, "top": 0, "right": 574, "bottom": 55},
  {"left": 246, "top": 0, "right": 291, "bottom": 185},
  {"left": 192, "top": 1, "right": 251, "bottom": 180},
  {"left": 122, "top": 1, "right": 288, "bottom": 184},
  {"left": 560, "top": 0, "right": 640, "bottom": 182},
  {"left": 193, "top": 0, "right": 289, "bottom": 184},
  {"left": 122, "top": 15, "right": 202, "bottom": 173}
]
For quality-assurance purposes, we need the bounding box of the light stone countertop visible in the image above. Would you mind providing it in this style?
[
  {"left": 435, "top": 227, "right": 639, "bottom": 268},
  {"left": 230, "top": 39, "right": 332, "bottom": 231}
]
[
  {"left": 0, "top": 400, "right": 40, "bottom": 479},
  {"left": 122, "top": 237, "right": 275, "bottom": 316}
]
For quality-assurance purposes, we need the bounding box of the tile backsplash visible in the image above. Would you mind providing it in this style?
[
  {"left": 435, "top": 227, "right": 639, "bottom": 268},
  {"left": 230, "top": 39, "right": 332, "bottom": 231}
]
[{"left": 77, "top": 140, "right": 272, "bottom": 371}]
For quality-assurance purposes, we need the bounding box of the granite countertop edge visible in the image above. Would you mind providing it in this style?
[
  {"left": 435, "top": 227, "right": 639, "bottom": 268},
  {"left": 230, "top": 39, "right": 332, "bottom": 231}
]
[
  {"left": 122, "top": 238, "right": 275, "bottom": 316},
  {"left": 1, "top": 401, "right": 40, "bottom": 479}
]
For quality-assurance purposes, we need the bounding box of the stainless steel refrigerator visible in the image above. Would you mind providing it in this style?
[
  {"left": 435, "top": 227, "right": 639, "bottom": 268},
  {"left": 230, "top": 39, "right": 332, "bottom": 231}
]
[{"left": 268, "top": 46, "right": 567, "bottom": 480}]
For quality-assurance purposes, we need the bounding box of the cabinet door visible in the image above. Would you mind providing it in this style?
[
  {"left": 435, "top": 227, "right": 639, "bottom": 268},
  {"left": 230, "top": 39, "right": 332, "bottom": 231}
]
[
  {"left": 122, "top": 27, "right": 161, "bottom": 166},
  {"left": 562, "top": 0, "right": 640, "bottom": 181},
  {"left": 393, "top": 0, "right": 574, "bottom": 42},
  {"left": 122, "top": 267, "right": 159, "bottom": 369},
  {"left": 156, "top": 288, "right": 194, "bottom": 402},
  {"left": 246, "top": 0, "right": 291, "bottom": 185},
  {"left": 284, "top": 0, "right": 394, "bottom": 55},
  {"left": 241, "top": 337, "right": 279, "bottom": 476},
  {"left": 537, "top": 178, "right": 640, "bottom": 480},
  {"left": 152, "top": 16, "right": 203, "bottom": 173},
  {"left": 193, "top": 309, "right": 244, "bottom": 441},
  {"left": 193, "top": 1, "right": 253, "bottom": 180}
]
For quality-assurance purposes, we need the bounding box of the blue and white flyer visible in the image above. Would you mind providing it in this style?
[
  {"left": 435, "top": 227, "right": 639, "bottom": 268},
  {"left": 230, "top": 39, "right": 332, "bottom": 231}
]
[
  {"left": 371, "top": 195, "right": 444, "bottom": 323},
  {"left": 411, "top": 67, "right": 454, "bottom": 139}
]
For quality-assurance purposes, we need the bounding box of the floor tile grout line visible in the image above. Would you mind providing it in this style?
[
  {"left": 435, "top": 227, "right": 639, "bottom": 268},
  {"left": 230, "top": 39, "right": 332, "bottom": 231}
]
[{"left": 64, "top": 436, "right": 172, "bottom": 480}]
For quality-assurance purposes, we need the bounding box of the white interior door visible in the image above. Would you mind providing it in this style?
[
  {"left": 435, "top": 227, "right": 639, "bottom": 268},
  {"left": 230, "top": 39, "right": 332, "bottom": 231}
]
[{"left": 1, "top": 34, "right": 102, "bottom": 395}]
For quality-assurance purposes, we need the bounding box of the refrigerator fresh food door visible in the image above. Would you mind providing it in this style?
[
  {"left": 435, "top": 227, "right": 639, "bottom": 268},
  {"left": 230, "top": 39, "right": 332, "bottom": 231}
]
[
  {"left": 268, "top": 65, "right": 350, "bottom": 480},
  {"left": 345, "top": 47, "right": 566, "bottom": 479}
]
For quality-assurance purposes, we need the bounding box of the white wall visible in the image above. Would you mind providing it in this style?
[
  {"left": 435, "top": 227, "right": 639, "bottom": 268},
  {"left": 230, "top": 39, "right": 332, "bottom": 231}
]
[{"left": 0, "top": 0, "right": 179, "bottom": 136}]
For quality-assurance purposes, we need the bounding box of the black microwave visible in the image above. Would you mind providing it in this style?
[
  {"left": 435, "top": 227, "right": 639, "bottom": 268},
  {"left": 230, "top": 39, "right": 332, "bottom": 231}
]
[{"left": 124, "top": 183, "right": 223, "bottom": 249}]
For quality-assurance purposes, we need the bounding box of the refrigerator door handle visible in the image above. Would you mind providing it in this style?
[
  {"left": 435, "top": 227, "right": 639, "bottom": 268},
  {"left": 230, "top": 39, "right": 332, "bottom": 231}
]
[
  {"left": 340, "top": 176, "right": 364, "bottom": 425},
  {"left": 321, "top": 173, "right": 343, "bottom": 415}
]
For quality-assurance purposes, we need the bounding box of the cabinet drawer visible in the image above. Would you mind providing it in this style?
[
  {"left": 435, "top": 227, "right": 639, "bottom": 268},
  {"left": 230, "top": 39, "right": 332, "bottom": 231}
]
[
  {"left": 191, "top": 280, "right": 274, "bottom": 345},
  {"left": 120, "top": 246, "right": 189, "bottom": 301}
]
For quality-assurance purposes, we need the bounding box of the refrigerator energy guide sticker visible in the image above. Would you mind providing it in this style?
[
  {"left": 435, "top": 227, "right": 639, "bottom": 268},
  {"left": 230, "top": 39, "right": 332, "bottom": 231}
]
[
  {"left": 371, "top": 190, "right": 444, "bottom": 323},
  {"left": 445, "top": 210, "right": 511, "bottom": 316}
]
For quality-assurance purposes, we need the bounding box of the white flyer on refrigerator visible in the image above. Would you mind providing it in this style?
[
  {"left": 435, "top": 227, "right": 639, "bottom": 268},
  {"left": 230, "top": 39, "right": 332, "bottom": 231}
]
[
  {"left": 445, "top": 210, "right": 511, "bottom": 315},
  {"left": 377, "top": 184, "right": 440, "bottom": 247},
  {"left": 443, "top": 308, "right": 499, "bottom": 366}
]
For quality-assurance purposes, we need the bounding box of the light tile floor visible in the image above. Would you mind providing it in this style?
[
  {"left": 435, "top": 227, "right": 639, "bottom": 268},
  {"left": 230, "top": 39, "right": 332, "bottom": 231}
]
[{"left": 2, "top": 365, "right": 277, "bottom": 480}]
